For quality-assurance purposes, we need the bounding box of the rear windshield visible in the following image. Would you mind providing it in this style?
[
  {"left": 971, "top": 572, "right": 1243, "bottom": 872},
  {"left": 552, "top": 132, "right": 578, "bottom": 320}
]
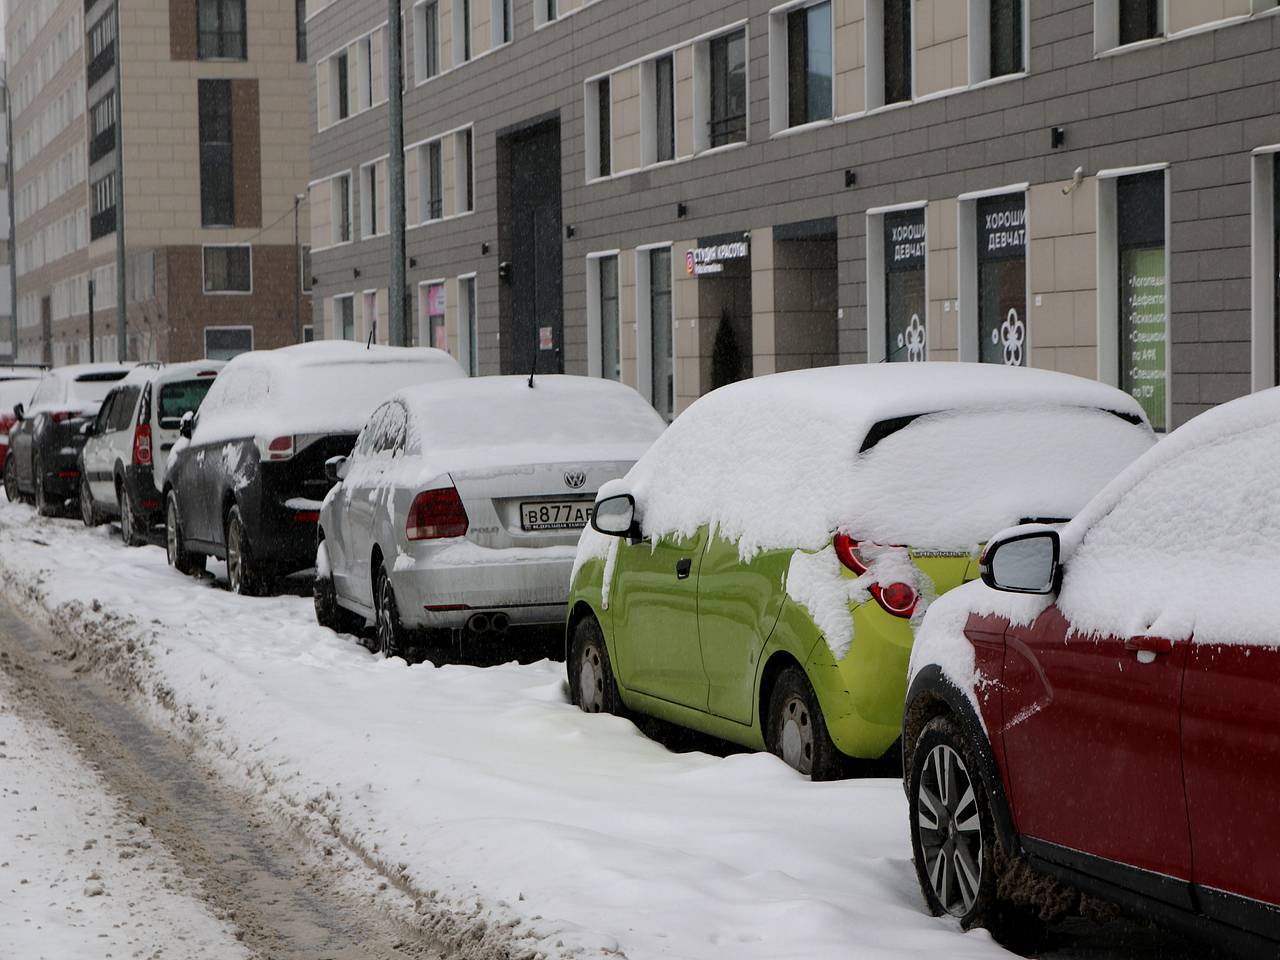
[
  {"left": 68, "top": 372, "right": 128, "bottom": 406},
  {"left": 159, "top": 379, "right": 215, "bottom": 424},
  {"left": 843, "top": 405, "right": 1155, "bottom": 547}
]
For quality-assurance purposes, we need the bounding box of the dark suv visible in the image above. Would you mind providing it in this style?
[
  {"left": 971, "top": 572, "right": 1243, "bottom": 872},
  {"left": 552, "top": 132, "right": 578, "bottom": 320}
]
[
  {"left": 164, "top": 342, "right": 463, "bottom": 594},
  {"left": 4, "top": 364, "right": 132, "bottom": 515},
  {"left": 904, "top": 387, "right": 1280, "bottom": 956}
]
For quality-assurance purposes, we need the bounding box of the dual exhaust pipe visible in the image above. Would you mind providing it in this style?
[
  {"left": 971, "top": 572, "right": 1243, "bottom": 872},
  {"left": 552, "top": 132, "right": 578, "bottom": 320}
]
[{"left": 466, "top": 611, "right": 510, "bottom": 637}]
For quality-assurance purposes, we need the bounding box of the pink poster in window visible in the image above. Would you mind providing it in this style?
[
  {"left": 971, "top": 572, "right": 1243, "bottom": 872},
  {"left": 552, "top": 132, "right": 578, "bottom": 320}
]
[{"left": 427, "top": 284, "right": 444, "bottom": 316}]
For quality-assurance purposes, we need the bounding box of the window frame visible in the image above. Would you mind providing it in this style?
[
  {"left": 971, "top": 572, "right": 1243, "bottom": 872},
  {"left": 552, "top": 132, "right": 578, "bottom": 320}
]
[
  {"left": 414, "top": 0, "right": 440, "bottom": 84},
  {"left": 197, "top": 0, "right": 247, "bottom": 60},
  {"left": 635, "top": 241, "right": 676, "bottom": 420},
  {"left": 418, "top": 279, "right": 447, "bottom": 350},
  {"left": 203, "top": 325, "right": 254, "bottom": 360},
  {"left": 585, "top": 76, "right": 612, "bottom": 181},
  {"left": 769, "top": 0, "right": 834, "bottom": 133},
  {"left": 708, "top": 28, "right": 748, "bottom": 149},
  {"left": 335, "top": 293, "right": 356, "bottom": 340},
  {"left": 865, "top": 201, "right": 929, "bottom": 364},
  {"left": 458, "top": 272, "right": 479, "bottom": 375},
  {"left": 1249, "top": 145, "right": 1280, "bottom": 391},
  {"left": 359, "top": 157, "right": 388, "bottom": 239},
  {"left": 201, "top": 244, "right": 253, "bottom": 296},
  {"left": 331, "top": 171, "right": 353, "bottom": 245},
  {"left": 650, "top": 54, "right": 676, "bottom": 165},
  {"left": 455, "top": 127, "right": 475, "bottom": 214},
  {"left": 585, "top": 251, "right": 622, "bottom": 380},
  {"left": 197, "top": 79, "right": 235, "bottom": 228}
]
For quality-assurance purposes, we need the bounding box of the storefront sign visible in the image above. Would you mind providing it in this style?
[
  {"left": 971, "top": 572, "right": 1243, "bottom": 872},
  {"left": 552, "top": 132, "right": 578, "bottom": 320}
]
[
  {"left": 977, "top": 194, "right": 1027, "bottom": 367},
  {"left": 686, "top": 240, "right": 749, "bottom": 276},
  {"left": 977, "top": 193, "right": 1027, "bottom": 260},
  {"left": 539, "top": 326, "right": 554, "bottom": 351},
  {"left": 884, "top": 210, "right": 926, "bottom": 362},
  {"left": 1120, "top": 246, "right": 1167, "bottom": 433},
  {"left": 885, "top": 212, "right": 926, "bottom": 269}
]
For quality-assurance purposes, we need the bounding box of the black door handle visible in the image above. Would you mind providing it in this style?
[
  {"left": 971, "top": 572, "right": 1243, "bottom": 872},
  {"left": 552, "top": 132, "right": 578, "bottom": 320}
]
[{"left": 675, "top": 558, "right": 692, "bottom": 580}]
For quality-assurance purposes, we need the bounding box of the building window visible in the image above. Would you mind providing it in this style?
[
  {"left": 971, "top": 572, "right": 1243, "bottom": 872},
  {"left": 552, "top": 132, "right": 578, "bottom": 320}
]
[
  {"left": 884, "top": 209, "right": 927, "bottom": 362},
  {"left": 649, "top": 247, "right": 674, "bottom": 420},
  {"left": 363, "top": 291, "right": 378, "bottom": 340},
  {"left": 536, "top": 0, "right": 557, "bottom": 27},
  {"left": 787, "top": 2, "right": 833, "bottom": 127},
  {"left": 302, "top": 325, "right": 315, "bottom": 342},
  {"left": 976, "top": 193, "right": 1027, "bottom": 367},
  {"left": 1117, "top": 172, "right": 1167, "bottom": 431},
  {"left": 653, "top": 54, "right": 675, "bottom": 163},
  {"left": 296, "top": 0, "right": 307, "bottom": 62},
  {"left": 333, "top": 173, "right": 352, "bottom": 243},
  {"left": 90, "top": 174, "right": 116, "bottom": 240},
  {"left": 989, "top": 0, "right": 1023, "bottom": 78},
  {"left": 416, "top": 1, "right": 439, "bottom": 80},
  {"left": 357, "top": 36, "right": 374, "bottom": 110},
  {"left": 198, "top": 0, "right": 246, "bottom": 60},
  {"left": 455, "top": 0, "right": 471, "bottom": 64},
  {"left": 337, "top": 295, "right": 355, "bottom": 339},
  {"left": 205, "top": 326, "right": 253, "bottom": 360},
  {"left": 598, "top": 255, "right": 620, "bottom": 380},
  {"left": 883, "top": 0, "right": 911, "bottom": 105},
  {"left": 89, "top": 92, "right": 116, "bottom": 163},
  {"left": 301, "top": 245, "right": 312, "bottom": 292},
  {"left": 587, "top": 77, "right": 611, "bottom": 178},
  {"left": 1274, "top": 157, "right": 1280, "bottom": 387},
  {"left": 494, "top": 0, "right": 512, "bottom": 45},
  {"left": 1120, "top": 0, "right": 1160, "bottom": 45},
  {"left": 456, "top": 129, "right": 474, "bottom": 213},
  {"left": 420, "top": 140, "right": 443, "bottom": 220},
  {"left": 87, "top": 10, "right": 116, "bottom": 84},
  {"left": 421, "top": 282, "right": 446, "bottom": 349},
  {"left": 459, "top": 275, "right": 478, "bottom": 375},
  {"left": 198, "top": 79, "right": 234, "bottom": 227},
  {"left": 709, "top": 29, "right": 747, "bottom": 148},
  {"left": 332, "top": 52, "right": 350, "bottom": 120},
  {"left": 203, "top": 245, "right": 252, "bottom": 293},
  {"left": 361, "top": 161, "right": 383, "bottom": 237}
]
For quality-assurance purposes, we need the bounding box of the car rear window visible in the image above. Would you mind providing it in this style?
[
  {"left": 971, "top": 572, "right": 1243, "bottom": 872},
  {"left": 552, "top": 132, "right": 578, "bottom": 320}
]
[
  {"left": 68, "top": 371, "right": 129, "bottom": 406},
  {"left": 159, "top": 379, "right": 215, "bottom": 425}
]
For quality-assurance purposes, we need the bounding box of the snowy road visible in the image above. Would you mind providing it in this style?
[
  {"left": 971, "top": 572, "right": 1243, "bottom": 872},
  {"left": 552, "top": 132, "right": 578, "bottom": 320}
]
[{"left": 0, "top": 497, "right": 1204, "bottom": 959}]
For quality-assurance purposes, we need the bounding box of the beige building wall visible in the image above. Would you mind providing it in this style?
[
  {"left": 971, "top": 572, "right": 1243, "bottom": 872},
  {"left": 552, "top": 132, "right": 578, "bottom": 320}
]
[
  {"left": 471, "top": 1, "right": 492, "bottom": 60},
  {"left": 772, "top": 238, "right": 839, "bottom": 372},
  {"left": 914, "top": 0, "right": 969, "bottom": 97},
  {"left": 1028, "top": 178, "right": 1098, "bottom": 378},
  {"left": 834, "top": 0, "right": 867, "bottom": 115},
  {"left": 675, "top": 47, "right": 694, "bottom": 161},
  {"left": 404, "top": 147, "right": 420, "bottom": 223},
  {"left": 439, "top": 2, "right": 454, "bottom": 72},
  {"left": 619, "top": 249, "right": 638, "bottom": 390},
  {"left": 673, "top": 237, "right": 701, "bottom": 413},
  {"left": 927, "top": 197, "right": 959, "bottom": 361},
  {"left": 750, "top": 226, "right": 776, "bottom": 376},
  {"left": 442, "top": 134, "right": 457, "bottom": 216},
  {"left": 310, "top": 178, "right": 333, "bottom": 247},
  {"left": 611, "top": 65, "right": 642, "bottom": 174},
  {"left": 1168, "top": 0, "right": 1251, "bottom": 33}
]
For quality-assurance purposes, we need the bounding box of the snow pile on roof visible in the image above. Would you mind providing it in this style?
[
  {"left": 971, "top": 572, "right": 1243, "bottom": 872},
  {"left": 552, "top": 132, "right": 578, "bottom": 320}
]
[
  {"left": 0, "top": 379, "right": 37, "bottom": 416},
  {"left": 194, "top": 342, "right": 464, "bottom": 446},
  {"left": 611, "top": 363, "right": 1152, "bottom": 556},
  {"left": 122, "top": 359, "right": 226, "bottom": 386}
]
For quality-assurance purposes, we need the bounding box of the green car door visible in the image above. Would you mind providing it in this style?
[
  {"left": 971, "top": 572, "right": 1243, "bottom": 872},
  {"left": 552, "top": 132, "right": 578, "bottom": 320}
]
[
  {"left": 696, "top": 534, "right": 790, "bottom": 725},
  {"left": 611, "top": 528, "right": 709, "bottom": 711}
]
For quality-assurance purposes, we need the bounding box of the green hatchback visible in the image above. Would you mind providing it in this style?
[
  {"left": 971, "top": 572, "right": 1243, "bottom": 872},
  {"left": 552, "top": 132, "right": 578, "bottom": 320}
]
[{"left": 566, "top": 363, "right": 1155, "bottom": 779}]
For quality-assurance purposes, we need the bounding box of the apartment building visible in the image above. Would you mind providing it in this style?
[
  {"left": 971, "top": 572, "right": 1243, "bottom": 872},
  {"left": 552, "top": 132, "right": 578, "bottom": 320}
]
[
  {"left": 0, "top": 61, "right": 13, "bottom": 362},
  {"left": 308, "top": 0, "right": 1280, "bottom": 430},
  {"left": 7, "top": 0, "right": 312, "bottom": 365}
]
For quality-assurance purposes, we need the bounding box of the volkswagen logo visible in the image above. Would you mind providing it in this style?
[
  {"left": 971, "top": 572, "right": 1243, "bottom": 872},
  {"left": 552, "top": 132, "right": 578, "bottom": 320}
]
[{"left": 564, "top": 470, "right": 587, "bottom": 490}]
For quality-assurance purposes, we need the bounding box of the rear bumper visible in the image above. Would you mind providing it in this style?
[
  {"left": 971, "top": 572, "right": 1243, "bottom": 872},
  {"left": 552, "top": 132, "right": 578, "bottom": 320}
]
[
  {"left": 389, "top": 540, "right": 577, "bottom": 629},
  {"left": 40, "top": 438, "right": 86, "bottom": 499},
  {"left": 122, "top": 465, "right": 164, "bottom": 522}
]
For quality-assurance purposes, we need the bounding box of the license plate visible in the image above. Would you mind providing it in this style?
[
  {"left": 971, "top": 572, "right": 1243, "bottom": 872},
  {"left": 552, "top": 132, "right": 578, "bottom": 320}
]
[{"left": 521, "top": 500, "right": 594, "bottom": 531}]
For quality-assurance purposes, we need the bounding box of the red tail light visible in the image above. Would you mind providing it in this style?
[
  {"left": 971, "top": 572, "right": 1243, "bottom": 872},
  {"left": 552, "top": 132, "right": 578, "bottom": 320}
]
[
  {"left": 292, "top": 510, "right": 320, "bottom": 524},
  {"left": 267, "top": 436, "right": 294, "bottom": 460},
  {"left": 833, "top": 532, "right": 918, "bottom": 619},
  {"left": 406, "top": 487, "right": 469, "bottom": 541},
  {"left": 132, "top": 423, "right": 153, "bottom": 466},
  {"left": 0, "top": 415, "right": 14, "bottom": 434},
  {"left": 49, "top": 410, "right": 75, "bottom": 423}
]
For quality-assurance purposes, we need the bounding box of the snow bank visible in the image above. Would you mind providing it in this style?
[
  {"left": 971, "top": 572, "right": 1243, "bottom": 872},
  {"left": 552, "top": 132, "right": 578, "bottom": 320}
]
[
  {"left": 615, "top": 364, "right": 1151, "bottom": 557},
  {"left": 193, "top": 342, "right": 465, "bottom": 447},
  {"left": 0, "top": 501, "right": 1012, "bottom": 960}
]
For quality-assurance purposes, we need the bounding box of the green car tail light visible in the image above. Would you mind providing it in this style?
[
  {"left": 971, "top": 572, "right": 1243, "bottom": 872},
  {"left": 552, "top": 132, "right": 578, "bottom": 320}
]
[{"left": 833, "top": 532, "right": 919, "bottom": 619}]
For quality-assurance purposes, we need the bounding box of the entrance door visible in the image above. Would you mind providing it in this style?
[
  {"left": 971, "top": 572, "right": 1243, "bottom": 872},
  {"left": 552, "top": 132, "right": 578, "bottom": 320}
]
[{"left": 501, "top": 119, "right": 562, "bottom": 375}]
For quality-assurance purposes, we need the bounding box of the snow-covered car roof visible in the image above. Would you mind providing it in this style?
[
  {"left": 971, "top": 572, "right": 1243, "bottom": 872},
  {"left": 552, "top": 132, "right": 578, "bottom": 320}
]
[
  {"left": 27, "top": 363, "right": 134, "bottom": 414},
  {"left": 393, "top": 374, "right": 666, "bottom": 475},
  {"left": 608, "top": 362, "right": 1154, "bottom": 556},
  {"left": 0, "top": 366, "right": 43, "bottom": 382},
  {"left": 43, "top": 362, "right": 136, "bottom": 382},
  {"left": 193, "top": 342, "right": 465, "bottom": 445},
  {"left": 121, "top": 360, "right": 226, "bottom": 387}
]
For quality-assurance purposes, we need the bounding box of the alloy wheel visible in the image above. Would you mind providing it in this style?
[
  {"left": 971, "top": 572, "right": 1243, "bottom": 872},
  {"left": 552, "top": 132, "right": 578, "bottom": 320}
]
[
  {"left": 3, "top": 458, "right": 18, "bottom": 503},
  {"left": 916, "top": 743, "right": 984, "bottom": 918},
  {"left": 778, "top": 694, "right": 814, "bottom": 776},
  {"left": 227, "top": 520, "right": 245, "bottom": 593},
  {"left": 375, "top": 573, "right": 399, "bottom": 658},
  {"left": 119, "top": 489, "right": 134, "bottom": 544},
  {"left": 577, "top": 640, "right": 606, "bottom": 712},
  {"left": 80, "top": 480, "right": 95, "bottom": 526},
  {"left": 166, "top": 499, "right": 181, "bottom": 567}
]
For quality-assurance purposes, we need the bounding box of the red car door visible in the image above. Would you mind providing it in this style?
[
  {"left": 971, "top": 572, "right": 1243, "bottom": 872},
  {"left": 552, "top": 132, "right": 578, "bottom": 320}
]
[
  {"left": 1000, "top": 604, "right": 1193, "bottom": 904},
  {"left": 1182, "top": 643, "right": 1280, "bottom": 930}
]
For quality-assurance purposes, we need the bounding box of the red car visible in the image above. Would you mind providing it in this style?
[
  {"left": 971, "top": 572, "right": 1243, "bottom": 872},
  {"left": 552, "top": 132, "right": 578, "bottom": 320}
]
[{"left": 903, "top": 388, "right": 1280, "bottom": 956}]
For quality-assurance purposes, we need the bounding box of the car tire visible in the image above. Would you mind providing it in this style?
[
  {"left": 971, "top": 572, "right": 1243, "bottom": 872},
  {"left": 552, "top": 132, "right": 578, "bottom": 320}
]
[
  {"left": 766, "top": 665, "right": 848, "bottom": 781},
  {"left": 225, "top": 505, "right": 264, "bottom": 596},
  {"left": 373, "top": 563, "right": 407, "bottom": 660},
  {"left": 4, "top": 455, "right": 20, "bottom": 504},
  {"left": 165, "top": 492, "right": 206, "bottom": 576},
  {"left": 33, "top": 453, "right": 58, "bottom": 517},
  {"left": 907, "top": 712, "right": 1048, "bottom": 948},
  {"left": 118, "top": 481, "right": 145, "bottom": 547},
  {"left": 313, "top": 539, "right": 360, "bottom": 634},
  {"left": 569, "top": 615, "right": 623, "bottom": 716},
  {"left": 79, "top": 475, "right": 101, "bottom": 527}
]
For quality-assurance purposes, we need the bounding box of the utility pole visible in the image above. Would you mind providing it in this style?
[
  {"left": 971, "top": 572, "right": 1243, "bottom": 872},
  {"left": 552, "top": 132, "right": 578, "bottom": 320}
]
[
  {"left": 3, "top": 64, "right": 18, "bottom": 365},
  {"left": 293, "top": 193, "right": 302, "bottom": 343},
  {"left": 88, "top": 279, "right": 95, "bottom": 361},
  {"left": 387, "top": 0, "right": 406, "bottom": 346},
  {"left": 112, "top": 0, "right": 127, "bottom": 361}
]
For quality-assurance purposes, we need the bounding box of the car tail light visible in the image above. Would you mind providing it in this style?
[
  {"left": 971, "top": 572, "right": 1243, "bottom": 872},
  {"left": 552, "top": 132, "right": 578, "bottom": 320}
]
[
  {"left": 256, "top": 435, "right": 295, "bottom": 461},
  {"left": 57, "top": 469, "right": 81, "bottom": 479},
  {"left": 49, "top": 410, "right": 75, "bottom": 423},
  {"left": 132, "top": 423, "right": 153, "bottom": 466},
  {"left": 292, "top": 510, "right": 320, "bottom": 524},
  {"left": 406, "top": 487, "right": 469, "bottom": 541},
  {"left": 871, "top": 581, "right": 919, "bottom": 618},
  {"left": 833, "top": 532, "right": 869, "bottom": 575},
  {"left": 0, "top": 415, "right": 14, "bottom": 435}
]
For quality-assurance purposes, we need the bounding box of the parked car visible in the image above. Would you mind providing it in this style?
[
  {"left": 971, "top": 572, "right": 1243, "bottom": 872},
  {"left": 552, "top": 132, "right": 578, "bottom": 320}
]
[
  {"left": 0, "top": 369, "right": 42, "bottom": 477},
  {"left": 570, "top": 363, "right": 1156, "bottom": 780},
  {"left": 315, "top": 375, "right": 666, "bottom": 658},
  {"left": 903, "top": 387, "right": 1280, "bottom": 954},
  {"left": 3, "top": 363, "right": 133, "bottom": 515},
  {"left": 164, "top": 342, "right": 464, "bottom": 595},
  {"left": 79, "top": 361, "right": 224, "bottom": 543}
]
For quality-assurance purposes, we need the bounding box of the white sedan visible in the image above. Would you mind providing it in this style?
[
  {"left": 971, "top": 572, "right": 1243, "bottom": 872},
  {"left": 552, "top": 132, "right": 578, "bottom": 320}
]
[{"left": 315, "top": 375, "right": 666, "bottom": 658}]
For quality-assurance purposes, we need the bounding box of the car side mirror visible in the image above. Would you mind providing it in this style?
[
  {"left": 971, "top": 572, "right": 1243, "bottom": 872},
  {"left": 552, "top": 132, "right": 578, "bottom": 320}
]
[
  {"left": 178, "top": 411, "right": 195, "bottom": 440},
  {"left": 80, "top": 421, "right": 96, "bottom": 437},
  {"left": 591, "top": 493, "right": 639, "bottom": 540},
  {"left": 12, "top": 403, "right": 23, "bottom": 422},
  {"left": 325, "top": 455, "right": 349, "bottom": 484},
  {"left": 980, "top": 527, "right": 1061, "bottom": 596}
]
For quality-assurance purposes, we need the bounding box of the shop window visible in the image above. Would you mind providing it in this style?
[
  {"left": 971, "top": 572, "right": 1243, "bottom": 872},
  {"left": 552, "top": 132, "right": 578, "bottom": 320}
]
[
  {"left": 586, "top": 77, "right": 611, "bottom": 178},
  {"left": 884, "top": 209, "right": 927, "bottom": 362},
  {"left": 589, "top": 254, "right": 621, "bottom": 380},
  {"left": 420, "top": 282, "right": 446, "bottom": 349},
  {"left": 709, "top": 29, "right": 747, "bottom": 148},
  {"left": 648, "top": 247, "right": 674, "bottom": 420},
  {"left": 976, "top": 193, "right": 1027, "bottom": 367},
  {"left": 651, "top": 55, "right": 675, "bottom": 163},
  {"left": 198, "top": 0, "right": 245, "bottom": 59},
  {"left": 459, "top": 275, "right": 478, "bottom": 375},
  {"left": 337, "top": 294, "right": 355, "bottom": 340},
  {"left": 198, "top": 80, "right": 234, "bottom": 227},
  {"left": 332, "top": 173, "right": 352, "bottom": 243},
  {"left": 455, "top": 128, "right": 474, "bottom": 213},
  {"left": 1116, "top": 172, "right": 1167, "bottom": 431},
  {"left": 203, "top": 245, "right": 251, "bottom": 293},
  {"left": 205, "top": 326, "right": 253, "bottom": 360},
  {"left": 989, "top": 0, "right": 1023, "bottom": 78},
  {"left": 883, "top": 0, "right": 911, "bottom": 104},
  {"left": 785, "top": 2, "right": 833, "bottom": 128},
  {"left": 415, "top": 1, "right": 439, "bottom": 81},
  {"left": 419, "top": 140, "right": 443, "bottom": 220},
  {"left": 362, "top": 291, "right": 378, "bottom": 340}
]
